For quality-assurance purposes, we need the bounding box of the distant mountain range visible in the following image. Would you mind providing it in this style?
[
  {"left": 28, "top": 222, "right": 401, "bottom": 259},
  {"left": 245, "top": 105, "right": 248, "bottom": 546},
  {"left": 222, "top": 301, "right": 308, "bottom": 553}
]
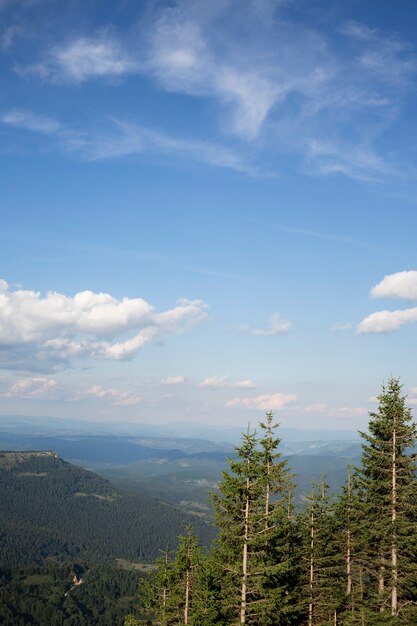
[
  {"left": 0, "top": 414, "right": 363, "bottom": 518},
  {"left": 0, "top": 414, "right": 360, "bottom": 443}
]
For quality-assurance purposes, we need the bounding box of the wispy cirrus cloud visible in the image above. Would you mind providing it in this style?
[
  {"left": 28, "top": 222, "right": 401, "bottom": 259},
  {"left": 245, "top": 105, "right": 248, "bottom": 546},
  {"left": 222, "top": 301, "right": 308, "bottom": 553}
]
[
  {"left": 86, "top": 120, "right": 255, "bottom": 174},
  {"left": 7, "top": 1, "right": 417, "bottom": 181},
  {"left": 1, "top": 111, "right": 253, "bottom": 174},
  {"left": 2, "top": 109, "right": 62, "bottom": 133},
  {"left": 17, "top": 35, "right": 138, "bottom": 82},
  {"left": 226, "top": 392, "right": 297, "bottom": 411},
  {"left": 237, "top": 313, "right": 291, "bottom": 336},
  {"left": 0, "top": 278, "right": 208, "bottom": 371},
  {"left": 357, "top": 271, "right": 417, "bottom": 334}
]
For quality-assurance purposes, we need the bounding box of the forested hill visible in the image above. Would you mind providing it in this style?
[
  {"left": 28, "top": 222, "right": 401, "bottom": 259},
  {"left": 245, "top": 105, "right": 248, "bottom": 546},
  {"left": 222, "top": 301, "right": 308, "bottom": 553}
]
[{"left": 0, "top": 451, "right": 215, "bottom": 567}]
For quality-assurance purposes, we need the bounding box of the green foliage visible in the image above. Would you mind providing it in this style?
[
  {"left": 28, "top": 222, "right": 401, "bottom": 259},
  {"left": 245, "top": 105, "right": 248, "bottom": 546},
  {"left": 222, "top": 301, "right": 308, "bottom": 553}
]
[
  {"left": 210, "top": 415, "right": 301, "bottom": 625},
  {"left": 354, "top": 378, "right": 417, "bottom": 620},
  {"left": 0, "top": 560, "right": 146, "bottom": 625}
]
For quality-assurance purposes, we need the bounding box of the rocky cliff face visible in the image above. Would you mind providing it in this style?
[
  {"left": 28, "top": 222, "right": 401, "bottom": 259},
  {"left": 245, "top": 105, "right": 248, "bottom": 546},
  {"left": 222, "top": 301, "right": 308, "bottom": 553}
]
[{"left": 0, "top": 450, "right": 59, "bottom": 468}]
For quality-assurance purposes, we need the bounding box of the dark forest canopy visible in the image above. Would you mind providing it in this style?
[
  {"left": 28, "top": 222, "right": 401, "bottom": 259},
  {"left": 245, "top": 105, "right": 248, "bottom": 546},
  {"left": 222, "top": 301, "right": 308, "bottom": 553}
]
[{"left": 0, "top": 451, "right": 215, "bottom": 568}]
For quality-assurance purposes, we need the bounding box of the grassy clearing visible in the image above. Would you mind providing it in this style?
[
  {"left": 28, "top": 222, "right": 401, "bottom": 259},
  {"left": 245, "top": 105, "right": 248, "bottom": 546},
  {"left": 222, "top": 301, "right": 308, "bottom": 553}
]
[{"left": 116, "top": 559, "right": 156, "bottom": 572}]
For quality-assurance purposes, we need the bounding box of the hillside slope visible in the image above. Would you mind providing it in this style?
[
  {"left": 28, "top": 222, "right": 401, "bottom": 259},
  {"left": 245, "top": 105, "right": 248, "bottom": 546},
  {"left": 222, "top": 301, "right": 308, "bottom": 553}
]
[{"left": 0, "top": 451, "right": 215, "bottom": 567}]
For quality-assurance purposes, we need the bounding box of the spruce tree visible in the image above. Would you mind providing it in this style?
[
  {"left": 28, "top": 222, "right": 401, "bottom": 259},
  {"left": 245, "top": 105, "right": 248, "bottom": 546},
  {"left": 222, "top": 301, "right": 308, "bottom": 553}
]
[
  {"left": 355, "top": 377, "right": 417, "bottom": 622},
  {"left": 211, "top": 416, "right": 298, "bottom": 625},
  {"left": 211, "top": 427, "right": 263, "bottom": 625},
  {"left": 300, "top": 479, "right": 342, "bottom": 626},
  {"left": 256, "top": 413, "right": 302, "bottom": 625}
]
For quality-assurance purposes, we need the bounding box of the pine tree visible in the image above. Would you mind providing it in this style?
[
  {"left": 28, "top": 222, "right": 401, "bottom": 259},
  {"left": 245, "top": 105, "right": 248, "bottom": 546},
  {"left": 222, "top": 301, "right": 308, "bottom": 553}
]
[
  {"left": 211, "top": 417, "right": 299, "bottom": 625},
  {"left": 141, "top": 547, "right": 175, "bottom": 625},
  {"left": 334, "top": 466, "right": 368, "bottom": 625},
  {"left": 300, "top": 479, "right": 342, "bottom": 626},
  {"left": 211, "top": 426, "right": 263, "bottom": 625},
  {"left": 141, "top": 528, "right": 204, "bottom": 625},
  {"left": 256, "top": 413, "right": 302, "bottom": 625},
  {"left": 355, "top": 378, "right": 417, "bottom": 622}
]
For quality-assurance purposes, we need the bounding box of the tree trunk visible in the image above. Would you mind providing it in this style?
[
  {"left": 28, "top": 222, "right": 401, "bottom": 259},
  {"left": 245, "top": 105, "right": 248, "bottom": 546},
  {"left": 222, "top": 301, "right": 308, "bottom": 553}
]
[
  {"left": 184, "top": 569, "right": 189, "bottom": 624},
  {"left": 308, "top": 482, "right": 315, "bottom": 626},
  {"left": 240, "top": 478, "right": 250, "bottom": 625},
  {"left": 346, "top": 466, "right": 352, "bottom": 597},
  {"left": 391, "top": 425, "right": 397, "bottom": 616},
  {"left": 378, "top": 559, "right": 385, "bottom": 612}
]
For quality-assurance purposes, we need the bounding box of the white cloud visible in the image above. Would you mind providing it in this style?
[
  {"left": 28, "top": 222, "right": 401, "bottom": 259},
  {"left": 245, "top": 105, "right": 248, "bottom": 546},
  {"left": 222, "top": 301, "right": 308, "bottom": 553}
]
[
  {"left": 302, "top": 402, "right": 366, "bottom": 417},
  {"left": 371, "top": 271, "right": 417, "bottom": 301},
  {"left": 0, "top": 279, "right": 208, "bottom": 370},
  {"left": 199, "top": 375, "right": 230, "bottom": 389},
  {"left": 7, "top": 2, "right": 417, "bottom": 181},
  {"left": 306, "top": 138, "right": 395, "bottom": 182},
  {"left": 341, "top": 21, "right": 416, "bottom": 88},
  {"left": 237, "top": 313, "right": 291, "bottom": 336},
  {"left": 159, "top": 375, "right": 187, "bottom": 385},
  {"left": 233, "top": 379, "right": 257, "bottom": 390},
  {"left": 1, "top": 111, "right": 253, "bottom": 175},
  {"left": 331, "top": 322, "right": 353, "bottom": 332},
  {"left": 226, "top": 392, "right": 297, "bottom": 410},
  {"left": 357, "top": 307, "right": 417, "bottom": 334},
  {"left": 302, "top": 403, "right": 330, "bottom": 413},
  {"left": 19, "top": 36, "right": 138, "bottom": 83},
  {"left": 86, "top": 120, "right": 254, "bottom": 174},
  {"left": 1, "top": 24, "right": 23, "bottom": 50},
  {"left": 2, "top": 109, "right": 62, "bottom": 134},
  {"left": 357, "top": 271, "right": 417, "bottom": 334},
  {"left": 198, "top": 375, "right": 257, "bottom": 390},
  {"left": 1, "top": 376, "right": 58, "bottom": 398},
  {"left": 147, "top": 5, "right": 280, "bottom": 140},
  {"left": 83, "top": 385, "right": 140, "bottom": 406}
]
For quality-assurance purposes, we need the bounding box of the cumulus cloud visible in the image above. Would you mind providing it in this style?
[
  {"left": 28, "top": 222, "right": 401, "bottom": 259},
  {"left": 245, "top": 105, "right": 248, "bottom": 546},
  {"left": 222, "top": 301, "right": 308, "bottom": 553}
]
[
  {"left": 0, "top": 376, "right": 58, "bottom": 398},
  {"left": 237, "top": 313, "right": 291, "bottom": 336},
  {"left": 83, "top": 385, "right": 140, "bottom": 406},
  {"left": 370, "top": 271, "right": 417, "bottom": 301},
  {"left": 199, "top": 375, "right": 257, "bottom": 389},
  {"left": 18, "top": 36, "right": 138, "bottom": 82},
  {"left": 159, "top": 375, "right": 187, "bottom": 385},
  {"left": 357, "top": 271, "right": 417, "bottom": 334},
  {"left": 226, "top": 392, "right": 297, "bottom": 411},
  {"left": 233, "top": 379, "right": 257, "bottom": 390},
  {"left": 357, "top": 307, "right": 417, "bottom": 334},
  {"left": 0, "top": 279, "right": 208, "bottom": 371},
  {"left": 199, "top": 375, "right": 230, "bottom": 389}
]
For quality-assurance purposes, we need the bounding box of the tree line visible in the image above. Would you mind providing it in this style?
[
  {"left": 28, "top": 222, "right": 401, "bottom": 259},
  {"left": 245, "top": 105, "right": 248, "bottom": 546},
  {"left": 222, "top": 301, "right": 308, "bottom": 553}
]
[{"left": 126, "top": 377, "right": 417, "bottom": 625}]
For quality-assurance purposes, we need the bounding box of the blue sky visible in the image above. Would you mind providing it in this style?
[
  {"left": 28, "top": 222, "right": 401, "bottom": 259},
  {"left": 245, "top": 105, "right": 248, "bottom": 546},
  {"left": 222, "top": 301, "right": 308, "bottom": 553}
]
[{"left": 1, "top": 0, "right": 417, "bottom": 430}]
